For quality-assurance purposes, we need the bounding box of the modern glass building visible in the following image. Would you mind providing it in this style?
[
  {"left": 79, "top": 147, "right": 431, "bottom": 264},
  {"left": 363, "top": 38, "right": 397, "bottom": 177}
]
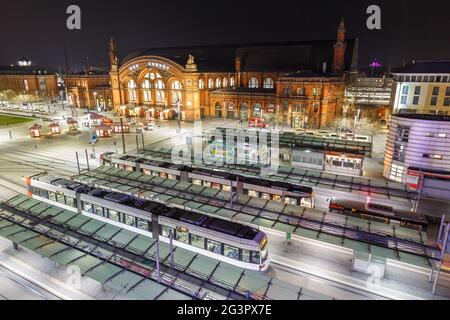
[{"left": 384, "top": 114, "right": 450, "bottom": 199}]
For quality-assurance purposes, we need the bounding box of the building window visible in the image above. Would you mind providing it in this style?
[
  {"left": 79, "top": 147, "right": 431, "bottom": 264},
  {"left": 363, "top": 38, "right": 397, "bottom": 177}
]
[
  {"left": 444, "top": 97, "right": 450, "bottom": 107},
  {"left": 23, "top": 79, "right": 29, "bottom": 92},
  {"left": 426, "top": 132, "right": 434, "bottom": 137},
  {"left": 215, "top": 78, "right": 222, "bottom": 88},
  {"left": 396, "top": 125, "right": 410, "bottom": 142},
  {"left": 432, "top": 87, "right": 440, "bottom": 96},
  {"left": 431, "top": 96, "right": 438, "bottom": 106},
  {"left": 413, "top": 96, "right": 420, "bottom": 105},
  {"left": 414, "top": 86, "right": 421, "bottom": 95},
  {"left": 263, "top": 78, "right": 274, "bottom": 89},
  {"left": 223, "top": 77, "right": 228, "bottom": 87},
  {"left": 438, "top": 133, "right": 447, "bottom": 138},
  {"left": 208, "top": 79, "right": 214, "bottom": 89},
  {"left": 389, "top": 164, "right": 404, "bottom": 182},
  {"left": 230, "top": 77, "right": 235, "bottom": 87},
  {"left": 142, "top": 78, "right": 151, "bottom": 102},
  {"left": 199, "top": 79, "right": 204, "bottom": 89},
  {"left": 155, "top": 79, "right": 165, "bottom": 104},
  {"left": 127, "top": 79, "right": 137, "bottom": 102},
  {"left": 423, "top": 154, "right": 443, "bottom": 160},
  {"left": 248, "top": 77, "right": 259, "bottom": 88},
  {"left": 297, "top": 87, "right": 306, "bottom": 96},
  {"left": 171, "top": 80, "right": 182, "bottom": 105}
]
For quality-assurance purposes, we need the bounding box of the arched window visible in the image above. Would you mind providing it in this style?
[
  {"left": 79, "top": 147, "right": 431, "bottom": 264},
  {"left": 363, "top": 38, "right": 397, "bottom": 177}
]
[
  {"left": 252, "top": 103, "right": 262, "bottom": 117},
  {"left": 127, "top": 79, "right": 137, "bottom": 102},
  {"left": 199, "top": 79, "right": 204, "bottom": 89},
  {"left": 263, "top": 78, "right": 274, "bottom": 89},
  {"left": 248, "top": 77, "right": 259, "bottom": 88},
  {"left": 223, "top": 77, "right": 228, "bottom": 87},
  {"left": 230, "top": 77, "right": 235, "bottom": 87},
  {"left": 297, "top": 87, "right": 306, "bottom": 96},
  {"left": 208, "top": 79, "right": 214, "bottom": 89},
  {"left": 216, "top": 78, "right": 221, "bottom": 88},
  {"left": 142, "top": 75, "right": 152, "bottom": 103},
  {"left": 155, "top": 79, "right": 165, "bottom": 90},
  {"left": 155, "top": 79, "right": 165, "bottom": 104},
  {"left": 171, "top": 80, "right": 182, "bottom": 105}
]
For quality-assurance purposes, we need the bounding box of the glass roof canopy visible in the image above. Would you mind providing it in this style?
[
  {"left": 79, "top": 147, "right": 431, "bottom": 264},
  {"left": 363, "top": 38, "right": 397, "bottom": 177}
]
[
  {"left": 209, "top": 127, "right": 373, "bottom": 156},
  {"left": 73, "top": 166, "right": 438, "bottom": 268},
  {"left": 0, "top": 195, "right": 329, "bottom": 300},
  {"left": 136, "top": 147, "right": 416, "bottom": 203}
]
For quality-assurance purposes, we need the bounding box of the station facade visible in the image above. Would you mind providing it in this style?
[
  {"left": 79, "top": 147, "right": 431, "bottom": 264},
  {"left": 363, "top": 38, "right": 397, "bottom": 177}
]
[{"left": 109, "top": 19, "right": 358, "bottom": 128}]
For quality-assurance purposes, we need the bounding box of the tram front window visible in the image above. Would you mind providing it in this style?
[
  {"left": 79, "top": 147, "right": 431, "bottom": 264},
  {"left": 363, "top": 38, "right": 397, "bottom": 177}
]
[
  {"left": 207, "top": 239, "right": 222, "bottom": 255},
  {"left": 251, "top": 251, "right": 260, "bottom": 264},
  {"left": 260, "top": 239, "right": 268, "bottom": 261}
]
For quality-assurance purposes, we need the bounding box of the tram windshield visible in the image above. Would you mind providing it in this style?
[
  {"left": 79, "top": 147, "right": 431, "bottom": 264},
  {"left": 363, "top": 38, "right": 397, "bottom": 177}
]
[{"left": 260, "top": 237, "right": 268, "bottom": 262}]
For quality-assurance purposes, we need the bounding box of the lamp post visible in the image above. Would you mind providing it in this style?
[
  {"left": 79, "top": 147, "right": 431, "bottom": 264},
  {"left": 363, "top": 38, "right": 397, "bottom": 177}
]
[
  {"left": 176, "top": 98, "right": 181, "bottom": 133},
  {"left": 93, "top": 92, "right": 98, "bottom": 111}
]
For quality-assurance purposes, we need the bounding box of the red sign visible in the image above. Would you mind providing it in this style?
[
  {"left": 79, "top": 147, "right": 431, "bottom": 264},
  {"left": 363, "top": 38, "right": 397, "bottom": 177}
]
[
  {"left": 119, "top": 258, "right": 151, "bottom": 277},
  {"left": 406, "top": 170, "right": 420, "bottom": 190}
]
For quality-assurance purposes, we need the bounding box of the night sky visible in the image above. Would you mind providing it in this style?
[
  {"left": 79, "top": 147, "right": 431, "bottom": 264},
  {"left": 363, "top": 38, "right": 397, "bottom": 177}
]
[{"left": 0, "top": 0, "right": 449, "bottom": 71}]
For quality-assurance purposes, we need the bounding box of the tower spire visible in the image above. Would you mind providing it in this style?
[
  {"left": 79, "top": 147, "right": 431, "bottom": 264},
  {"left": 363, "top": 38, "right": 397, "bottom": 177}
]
[
  {"left": 332, "top": 18, "right": 347, "bottom": 73},
  {"left": 109, "top": 37, "right": 118, "bottom": 70},
  {"left": 337, "top": 18, "right": 346, "bottom": 44}
]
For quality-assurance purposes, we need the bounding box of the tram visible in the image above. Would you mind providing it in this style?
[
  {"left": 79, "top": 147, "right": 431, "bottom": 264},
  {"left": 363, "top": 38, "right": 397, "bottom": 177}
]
[
  {"left": 27, "top": 174, "right": 270, "bottom": 271},
  {"left": 329, "top": 198, "right": 428, "bottom": 229},
  {"left": 100, "top": 152, "right": 315, "bottom": 208}
]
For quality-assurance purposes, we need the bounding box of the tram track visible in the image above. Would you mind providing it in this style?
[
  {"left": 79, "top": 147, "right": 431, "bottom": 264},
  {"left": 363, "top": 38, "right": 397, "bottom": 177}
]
[{"left": 0, "top": 263, "right": 62, "bottom": 300}]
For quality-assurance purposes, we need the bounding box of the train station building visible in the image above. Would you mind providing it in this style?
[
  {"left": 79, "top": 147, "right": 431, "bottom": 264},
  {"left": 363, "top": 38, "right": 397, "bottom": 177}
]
[{"left": 109, "top": 19, "right": 358, "bottom": 128}]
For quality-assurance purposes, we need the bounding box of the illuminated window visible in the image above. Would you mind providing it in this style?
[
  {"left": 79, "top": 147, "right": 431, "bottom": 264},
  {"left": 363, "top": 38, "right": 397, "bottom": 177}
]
[
  {"left": 297, "top": 87, "right": 306, "bottom": 96},
  {"left": 127, "top": 79, "right": 137, "bottom": 101},
  {"left": 438, "top": 133, "right": 447, "bottom": 138},
  {"left": 208, "top": 79, "right": 214, "bottom": 89},
  {"left": 23, "top": 79, "right": 29, "bottom": 91},
  {"left": 223, "top": 77, "right": 228, "bottom": 87},
  {"left": 389, "top": 164, "right": 404, "bottom": 182},
  {"left": 400, "top": 85, "right": 409, "bottom": 105},
  {"left": 142, "top": 78, "right": 151, "bottom": 102},
  {"left": 171, "top": 80, "right": 182, "bottom": 105},
  {"left": 423, "top": 154, "right": 443, "bottom": 160},
  {"left": 230, "top": 77, "right": 235, "bottom": 87},
  {"left": 263, "top": 78, "right": 274, "bottom": 89},
  {"left": 248, "top": 77, "right": 259, "bottom": 88},
  {"left": 216, "top": 78, "right": 221, "bottom": 88},
  {"left": 199, "top": 79, "right": 204, "bottom": 89}
]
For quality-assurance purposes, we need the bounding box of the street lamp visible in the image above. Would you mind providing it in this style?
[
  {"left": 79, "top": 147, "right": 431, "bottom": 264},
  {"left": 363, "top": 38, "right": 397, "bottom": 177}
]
[{"left": 176, "top": 98, "right": 181, "bottom": 133}]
